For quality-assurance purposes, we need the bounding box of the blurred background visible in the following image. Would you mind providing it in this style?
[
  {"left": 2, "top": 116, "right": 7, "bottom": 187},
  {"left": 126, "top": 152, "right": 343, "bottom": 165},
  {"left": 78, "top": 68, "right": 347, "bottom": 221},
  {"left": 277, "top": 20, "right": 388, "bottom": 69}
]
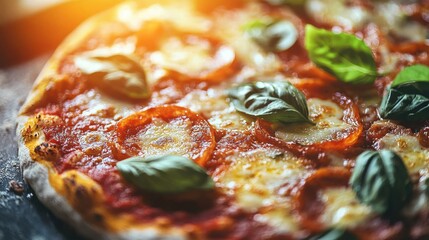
[{"left": 0, "top": 0, "right": 126, "bottom": 67}]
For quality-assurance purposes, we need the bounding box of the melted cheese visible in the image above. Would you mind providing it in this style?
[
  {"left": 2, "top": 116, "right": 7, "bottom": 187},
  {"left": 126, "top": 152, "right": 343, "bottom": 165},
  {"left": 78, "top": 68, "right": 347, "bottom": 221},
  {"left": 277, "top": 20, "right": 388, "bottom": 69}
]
[
  {"left": 320, "top": 188, "right": 372, "bottom": 228},
  {"left": 149, "top": 36, "right": 234, "bottom": 78},
  {"left": 374, "top": 2, "right": 428, "bottom": 42},
  {"left": 217, "top": 149, "right": 307, "bottom": 233},
  {"left": 305, "top": 0, "right": 428, "bottom": 41},
  {"left": 177, "top": 89, "right": 253, "bottom": 131},
  {"left": 136, "top": 117, "right": 194, "bottom": 158},
  {"left": 213, "top": 3, "right": 282, "bottom": 75},
  {"left": 378, "top": 133, "right": 429, "bottom": 175},
  {"left": 117, "top": 3, "right": 211, "bottom": 33},
  {"left": 150, "top": 37, "right": 213, "bottom": 75},
  {"left": 79, "top": 131, "right": 108, "bottom": 156},
  {"left": 275, "top": 98, "right": 351, "bottom": 145},
  {"left": 71, "top": 90, "right": 135, "bottom": 120},
  {"left": 403, "top": 178, "right": 429, "bottom": 217},
  {"left": 305, "top": 0, "right": 370, "bottom": 30}
]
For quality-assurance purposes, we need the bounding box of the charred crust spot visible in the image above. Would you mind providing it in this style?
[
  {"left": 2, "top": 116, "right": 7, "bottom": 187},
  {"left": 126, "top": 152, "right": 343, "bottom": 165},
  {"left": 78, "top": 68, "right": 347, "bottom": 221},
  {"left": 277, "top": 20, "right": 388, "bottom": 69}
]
[
  {"left": 69, "top": 178, "right": 76, "bottom": 187},
  {"left": 75, "top": 186, "right": 88, "bottom": 200},
  {"left": 34, "top": 142, "right": 60, "bottom": 161},
  {"left": 74, "top": 185, "right": 95, "bottom": 210},
  {"left": 92, "top": 212, "right": 104, "bottom": 223},
  {"left": 8, "top": 180, "right": 24, "bottom": 195}
]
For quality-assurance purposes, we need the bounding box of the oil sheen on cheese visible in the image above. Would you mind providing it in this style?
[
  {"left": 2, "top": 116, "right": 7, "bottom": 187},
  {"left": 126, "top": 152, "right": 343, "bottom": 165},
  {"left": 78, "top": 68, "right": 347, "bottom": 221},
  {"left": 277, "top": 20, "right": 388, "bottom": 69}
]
[
  {"left": 217, "top": 148, "right": 306, "bottom": 233},
  {"left": 274, "top": 98, "right": 351, "bottom": 145},
  {"left": 136, "top": 117, "right": 194, "bottom": 158}
]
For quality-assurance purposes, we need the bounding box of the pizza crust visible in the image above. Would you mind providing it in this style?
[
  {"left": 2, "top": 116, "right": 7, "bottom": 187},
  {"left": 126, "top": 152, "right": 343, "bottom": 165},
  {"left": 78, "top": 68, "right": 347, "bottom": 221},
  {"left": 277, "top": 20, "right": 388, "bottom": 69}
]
[{"left": 16, "top": 114, "right": 187, "bottom": 240}]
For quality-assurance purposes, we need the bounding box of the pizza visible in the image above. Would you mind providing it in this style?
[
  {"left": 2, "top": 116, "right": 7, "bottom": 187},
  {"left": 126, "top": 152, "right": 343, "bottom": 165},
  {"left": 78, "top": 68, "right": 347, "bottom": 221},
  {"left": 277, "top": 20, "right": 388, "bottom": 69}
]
[{"left": 16, "top": 0, "right": 429, "bottom": 239}]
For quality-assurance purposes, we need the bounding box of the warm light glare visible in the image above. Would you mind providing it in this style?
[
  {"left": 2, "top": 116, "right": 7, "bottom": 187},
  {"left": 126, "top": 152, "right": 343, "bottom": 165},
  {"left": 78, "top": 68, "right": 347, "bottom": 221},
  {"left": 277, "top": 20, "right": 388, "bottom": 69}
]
[{"left": 0, "top": 0, "right": 70, "bottom": 24}]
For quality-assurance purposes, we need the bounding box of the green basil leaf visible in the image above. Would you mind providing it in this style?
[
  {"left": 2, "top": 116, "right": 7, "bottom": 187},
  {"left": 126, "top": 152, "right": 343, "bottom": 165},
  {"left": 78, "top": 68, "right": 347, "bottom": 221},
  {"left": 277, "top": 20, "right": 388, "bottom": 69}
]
[
  {"left": 350, "top": 150, "right": 412, "bottom": 215},
  {"left": 74, "top": 53, "right": 149, "bottom": 100},
  {"left": 228, "top": 81, "right": 313, "bottom": 124},
  {"left": 308, "top": 229, "right": 357, "bottom": 240},
  {"left": 391, "top": 64, "right": 429, "bottom": 87},
  {"left": 305, "top": 25, "right": 377, "bottom": 84},
  {"left": 379, "top": 65, "right": 429, "bottom": 121},
  {"left": 117, "top": 155, "right": 214, "bottom": 194},
  {"left": 245, "top": 19, "right": 298, "bottom": 52},
  {"left": 380, "top": 84, "right": 429, "bottom": 121}
]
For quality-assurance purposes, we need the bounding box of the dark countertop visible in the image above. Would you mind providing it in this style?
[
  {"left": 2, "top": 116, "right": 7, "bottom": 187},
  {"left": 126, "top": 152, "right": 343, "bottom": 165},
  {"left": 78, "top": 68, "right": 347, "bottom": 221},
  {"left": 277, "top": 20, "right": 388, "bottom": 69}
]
[{"left": 0, "top": 56, "right": 82, "bottom": 240}]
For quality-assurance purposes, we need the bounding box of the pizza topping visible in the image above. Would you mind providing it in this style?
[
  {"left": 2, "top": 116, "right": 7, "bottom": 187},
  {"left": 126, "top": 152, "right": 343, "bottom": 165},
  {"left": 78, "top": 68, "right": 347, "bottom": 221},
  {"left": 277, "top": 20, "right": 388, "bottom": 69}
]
[
  {"left": 274, "top": 98, "right": 350, "bottom": 145},
  {"left": 149, "top": 34, "right": 236, "bottom": 81},
  {"left": 349, "top": 150, "right": 412, "bottom": 216},
  {"left": 74, "top": 53, "right": 149, "bottom": 100},
  {"left": 116, "top": 155, "right": 214, "bottom": 194},
  {"left": 373, "top": 1, "right": 429, "bottom": 42},
  {"left": 380, "top": 65, "right": 429, "bottom": 121},
  {"left": 305, "top": 25, "right": 377, "bottom": 84},
  {"left": 305, "top": 0, "right": 370, "bottom": 30},
  {"left": 366, "top": 120, "right": 412, "bottom": 146},
  {"left": 243, "top": 19, "right": 298, "bottom": 52},
  {"left": 376, "top": 133, "right": 429, "bottom": 175},
  {"left": 228, "top": 81, "right": 312, "bottom": 124},
  {"left": 213, "top": 2, "right": 283, "bottom": 74},
  {"left": 319, "top": 187, "right": 372, "bottom": 228},
  {"left": 390, "top": 65, "right": 429, "bottom": 88},
  {"left": 117, "top": 3, "right": 211, "bottom": 33},
  {"left": 217, "top": 148, "right": 307, "bottom": 233},
  {"left": 295, "top": 167, "right": 353, "bottom": 231},
  {"left": 177, "top": 89, "right": 254, "bottom": 131},
  {"left": 255, "top": 82, "right": 362, "bottom": 151},
  {"left": 116, "top": 105, "right": 216, "bottom": 166}
]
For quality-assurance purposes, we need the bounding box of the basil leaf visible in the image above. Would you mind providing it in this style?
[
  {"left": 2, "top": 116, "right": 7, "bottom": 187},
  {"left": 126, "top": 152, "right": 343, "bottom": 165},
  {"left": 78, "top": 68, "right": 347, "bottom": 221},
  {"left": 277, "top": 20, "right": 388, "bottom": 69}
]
[
  {"left": 308, "top": 229, "right": 357, "bottom": 240},
  {"left": 245, "top": 19, "right": 298, "bottom": 52},
  {"left": 391, "top": 64, "right": 429, "bottom": 87},
  {"left": 305, "top": 25, "right": 377, "bottom": 84},
  {"left": 228, "top": 81, "right": 313, "bottom": 124},
  {"left": 117, "top": 155, "right": 215, "bottom": 194},
  {"left": 74, "top": 53, "right": 149, "bottom": 100},
  {"left": 350, "top": 150, "right": 412, "bottom": 215},
  {"left": 380, "top": 65, "right": 429, "bottom": 121},
  {"left": 380, "top": 83, "right": 429, "bottom": 121}
]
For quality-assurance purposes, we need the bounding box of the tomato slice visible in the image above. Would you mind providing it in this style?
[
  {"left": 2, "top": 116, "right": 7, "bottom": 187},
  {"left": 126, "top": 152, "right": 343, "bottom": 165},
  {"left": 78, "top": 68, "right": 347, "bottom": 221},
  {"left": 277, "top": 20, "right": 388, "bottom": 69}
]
[
  {"left": 294, "top": 167, "right": 351, "bottom": 232},
  {"left": 116, "top": 105, "right": 216, "bottom": 166},
  {"left": 137, "top": 22, "right": 239, "bottom": 82},
  {"left": 254, "top": 78, "right": 363, "bottom": 152},
  {"left": 153, "top": 33, "right": 238, "bottom": 82}
]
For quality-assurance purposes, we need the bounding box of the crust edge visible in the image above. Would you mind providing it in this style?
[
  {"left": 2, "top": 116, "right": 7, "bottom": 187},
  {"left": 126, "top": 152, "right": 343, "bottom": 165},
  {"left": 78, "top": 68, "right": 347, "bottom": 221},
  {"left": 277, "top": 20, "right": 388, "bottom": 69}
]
[{"left": 16, "top": 115, "right": 187, "bottom": 240}]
